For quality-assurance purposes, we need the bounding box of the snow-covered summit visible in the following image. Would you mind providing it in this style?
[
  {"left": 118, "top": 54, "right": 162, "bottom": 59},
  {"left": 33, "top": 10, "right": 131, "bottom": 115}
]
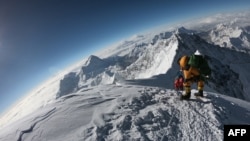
[
  {"left": 0, "top": 84, "right": 249, "bottom": 141},
  {"left": 85, "top": 55, "right": 105, "bottom": 66},
  {"left": 175, "top": 26, "right": 195, "bottom": 34}
]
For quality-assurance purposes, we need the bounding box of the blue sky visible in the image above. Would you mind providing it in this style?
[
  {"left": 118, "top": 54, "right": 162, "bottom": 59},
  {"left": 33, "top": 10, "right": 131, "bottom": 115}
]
[{"left": 0, "top": 0, "right": 250, "bottom": 114}]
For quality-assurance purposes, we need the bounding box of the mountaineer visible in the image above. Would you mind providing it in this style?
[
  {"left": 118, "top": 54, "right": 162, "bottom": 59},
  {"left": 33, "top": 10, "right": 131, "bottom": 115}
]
[{"left": 177, "top": 50, "right": 211, "bottom": 100}]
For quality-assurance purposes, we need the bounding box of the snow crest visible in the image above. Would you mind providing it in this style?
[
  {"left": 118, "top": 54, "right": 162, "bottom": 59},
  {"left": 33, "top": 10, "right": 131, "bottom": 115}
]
[{"left": 1, "top": 85, "right": 249, "bottom": 141}]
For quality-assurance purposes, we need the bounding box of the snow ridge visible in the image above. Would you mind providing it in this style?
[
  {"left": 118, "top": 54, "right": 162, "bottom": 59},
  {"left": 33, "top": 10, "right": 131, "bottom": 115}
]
[
  {"left": 85, "top": 87, "right": 223, "bottom": 141},
  {"left": 1, "top": 85, "right": 250, "bottom": 141},
  {"left": 56, "top": 28, "right": 250, "bottom": 101},
  {"left": 17, "top": 108, "right": 56, "bottom": 141}
]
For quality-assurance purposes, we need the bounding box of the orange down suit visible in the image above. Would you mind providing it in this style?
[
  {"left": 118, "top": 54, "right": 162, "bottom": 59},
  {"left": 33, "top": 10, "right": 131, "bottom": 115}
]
[{"left": 178, "top": 56, "right": 204, "bottom": 92}]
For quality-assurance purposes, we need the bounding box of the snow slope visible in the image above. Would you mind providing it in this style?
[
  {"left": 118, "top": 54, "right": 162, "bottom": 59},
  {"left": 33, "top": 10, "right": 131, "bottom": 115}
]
[
  {"left": 0, "top": 84, "right": 249, "bottom": 141},
  {"left": 0, "top": 58, "right": 87, "bottom": 129}
]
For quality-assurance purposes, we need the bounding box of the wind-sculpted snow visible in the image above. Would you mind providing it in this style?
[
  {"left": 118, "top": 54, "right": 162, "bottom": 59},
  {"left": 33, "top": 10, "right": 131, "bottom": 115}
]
[
  {"left": 1, "top": 84, "right": 250, "bottom": 141},
  {"left": 83, "top": 86, "right": 224, "bottom": 141},
  {"left": 17, "top": 108, "right": 56, "bottom": 141}
]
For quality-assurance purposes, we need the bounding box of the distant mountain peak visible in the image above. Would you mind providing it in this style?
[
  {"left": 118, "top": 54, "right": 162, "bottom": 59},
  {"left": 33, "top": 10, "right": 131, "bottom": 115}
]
[
  {"left": 207, "top": 23, "right": 249, "bottom": 49},
  {"left": 85, "top": 55, "right": 104, "bottom": 66},
  {"left": 175, "top": 26, "right": 194, "bottom": 34}
]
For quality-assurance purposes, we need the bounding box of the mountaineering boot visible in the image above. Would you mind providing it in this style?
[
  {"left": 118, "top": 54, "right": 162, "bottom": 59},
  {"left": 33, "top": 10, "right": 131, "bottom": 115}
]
[
  {"left": 180, "top": 86, "right": 191, "bottom": 100},
  {"left": 194, "top": 90, "right": 203, "bottom": 97},
  {"left": 180, "top": 92, "right": 191, "bottom": 100}
]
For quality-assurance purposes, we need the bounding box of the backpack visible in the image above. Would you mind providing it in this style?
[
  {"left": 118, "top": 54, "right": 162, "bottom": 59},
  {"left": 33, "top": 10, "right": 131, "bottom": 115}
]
[{"left": 188, "top": 55, "right": 211, "bottom": 76}]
